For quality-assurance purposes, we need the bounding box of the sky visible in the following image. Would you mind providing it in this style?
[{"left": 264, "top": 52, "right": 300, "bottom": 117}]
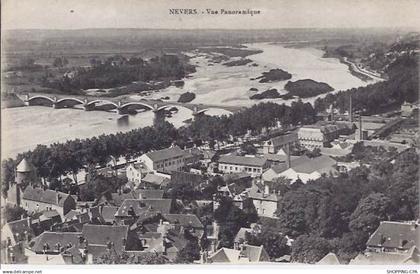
[{"left": 2, "top": 0, "right": 420, "bottom": 30}]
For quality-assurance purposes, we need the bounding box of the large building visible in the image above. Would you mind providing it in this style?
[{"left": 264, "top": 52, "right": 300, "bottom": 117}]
[
  {"left": 139, "top": 146, "right": 188, "bottom": 173},
  {"left": 21, "top": 186, "right": 76, "bottom": 220},
  {"left": 218, "top": 155, "right": 269, "bottom": 177},
  {"left": 297, "top": 123, "right": 353, "bottom": 149},
  {"left": 262, "top": 132, "right": 298, "bottom": 154},
  {"left": 350, "top": 220, "right": 420, "bottom": 265},
  {"left": 277, "top": 155, "right": 337, "bottom": 183}
]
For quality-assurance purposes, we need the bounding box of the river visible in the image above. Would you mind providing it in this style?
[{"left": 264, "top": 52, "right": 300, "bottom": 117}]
[{"left": 1, "top": 42, "right": 377, "bottom": 159}]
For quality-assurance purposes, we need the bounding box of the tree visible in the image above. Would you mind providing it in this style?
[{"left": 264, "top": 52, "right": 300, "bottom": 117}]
[
  {"left": 96, "top": 251, "right": 168, "bottom": 264},
  {"left": 349, "top": 193, "right": 392, "bottom": 234},
  {"left": 245, "top": 229, "right": 290, "bottom": 260},
  {"left": 4, "top": 205, "right": 27, "bottom": 222},
  {"left": 330, "top": 231, "right": 369, "bottom": 263},
  {"left": 214, "top": 197, "right": 258, "bottom": 248},
  {"left": 291, "top": 235, "right": 331, "bottom": 263},
  {"left": 175, "top": 236, "right": 201, "bottom": 263}
]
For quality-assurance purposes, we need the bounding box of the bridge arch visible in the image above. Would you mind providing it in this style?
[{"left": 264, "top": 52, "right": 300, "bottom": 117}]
[
  {"left": 28, "top": 95, "right": 55, "bottom": 103},
  {"left": 55, "top": 98, "right": 85, "bottom": 108},
  {"left": 27, "top": 95, "right": 55, "bottom": 106},
  {"left": 85, "top": 100, "right": 119, "bottom": 109},
  {"left": 56, "top": 98, "right": 85, "bottom": 105},
  {"left": 119, "top": 102, "right": 154, "bottom": 111}
]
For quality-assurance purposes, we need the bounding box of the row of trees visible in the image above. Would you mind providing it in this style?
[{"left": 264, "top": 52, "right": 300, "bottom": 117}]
[{"left": 181, "top": 100, "right": 316, "bottom": 143}]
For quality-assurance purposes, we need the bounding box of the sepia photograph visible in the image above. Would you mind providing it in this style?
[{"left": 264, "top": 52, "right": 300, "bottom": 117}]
[{"left": 0, "top": 0, "right": 419, "bottom": 273}]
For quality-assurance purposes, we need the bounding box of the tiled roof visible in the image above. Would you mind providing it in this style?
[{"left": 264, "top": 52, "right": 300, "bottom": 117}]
[
  {"left": 267, "top": 133, "right": 298, "bottom": 147},
  {"left": 367, "top": 221, "right": 419, "bottom": 250},
  {"left": 4, "top": 218, "right": 34, "bottom": 242},
  {"left": 41, "top": 209, "right": 61, "bottom": 220},
  {"left": 270, "top": 155, "right": 310, "bottom": 174},
  {"left": 115, "top": 199, "right": 172, "bottom": 217},
  {"left": 82, "top": 224, "right": 128, "bottom": 255},
  {"left": 234, "top": 227, "right": 252, "bottom": 243},
  {"left": 108, "top": 191, "right": 140, "bottom": 206},
  {"left": 100, "top": 206, "right": 119, "bottom": 223},
  {"left": 16, "top": 158, "right": 34, "bottom": 172},
  {"left": 247, "top": 185, "right": 279, "bottom": 202},
  {"left": 142, "top": 174, "right": 169, "bottom": 186},
  {"left": 144, "top": 146, "right": 185, "bottom": 162},
  {"left": 162, "top": 214, "right": 203, "bottom": 229},
  {"left": 138, "top": 189, "right": 164, "bottom": 199},
  {"left": 291, "top": 155, "right": 337, "bottom": 174},
  {"left": 64, "top": 210, "right": 80, "bottom": 221},
  {"left": 241, "top": 244, "right": 267, "bottom": 262},
  {"left": 317, "top": 252, "right": 342, "bottom": 265},
  {"left": 209, "top": 244, "right": 269, "bottom": 263},
  {"left": 29, "top": 231, "right": 82, "bottom": 253},
  {"left": 350, "top": 248, "right": 419, "bottom": 265},
  {"left": 218, "top": 155, "right": 267, "bottom": 167},
  {"left": 22, "top": 186, "right": 72, "bottom": 207}
]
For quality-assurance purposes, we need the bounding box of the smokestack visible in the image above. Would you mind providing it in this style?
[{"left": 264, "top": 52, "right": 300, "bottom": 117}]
[
  {"left": 359, "top": 116, "right": 363, "bottom": 140},
  {"left": 349, "top": 94, "right": 353, "bottom": 123},
  {"left": 285, "top": 143, "right": 291, "bottom": 169},
  {"left": 329, "top": 104, "right": 334, "bottom": 121}
]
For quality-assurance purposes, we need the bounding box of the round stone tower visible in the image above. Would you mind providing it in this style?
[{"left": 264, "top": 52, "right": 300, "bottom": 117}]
[{"left": 15, "top": 158, "right": 35, "bottom": 186}]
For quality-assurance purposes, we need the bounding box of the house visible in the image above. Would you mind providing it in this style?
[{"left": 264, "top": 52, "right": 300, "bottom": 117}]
[
  {"left": 114, "top": 199, "right": 172, "bottom": 220},
  {"left": 298, "top": 123, "right": 353, "bottom": 149},
  {"left": 207, "top": 244, "right": 270, "bottom": 263},
  {"left": 233, "top": 224, "right": 262, "bottom": 250},
  {"left": 277, "top": 155, "right": 338, "bottom": 183},
  {"left": 126, "top": 162, "right": 146, "bottom": 187},
  {"left": 162, "top": 214, "right": 204, "bottom": 237},
  {"left": 349, "top": 220, "right": 420, "bottom": 265},
  {"left": 262, "top": 133, "right": 298, "bottom": 154},
  {"left": 218, "top": 155, "right": 269, "bottom": 177},
  {"left": 138, "top": 189, "right": 165, "bottom": 200},
  {"left": 82, "top": 224, "right": 129, "bottom": 259},
  {"left": 262, "top": 155, "right": 310, "bottom": 182},
  {"left": 366, "top": 221, "right": 419, "bottom": 253},
  {"left": 139, "top": 146, "right": 187, "bottom": 173},
  {"left": 246, "top": 185, "right": 280, "bottom": 218},
  {"left": 350, "top": 246, "right": 419, "bottom": 265},
  {"left": 401, "top": 101, "right": 419, "bottom": 117},
  {"left": 28, "top": 231, "right": 83, "bottom": 255},
  {"left": 170, "top": 171, "right": 204, "bottom": 188},
  {"left": 21, "top": 186, "right": 76, "bottom": 219},
  {"left": 140, "top": 173, "right": 170, "bottom": 189},
  {"left": 98, "top": 206, "right": 119, "bottom": 224},
  {"left": 2, "top": 218, "right": 35, "bottom": 246},
  {"left": 31, "top": 209, "right": 63, "bottom": 235},
  {"left": 317, "top": 252, "right": 342, "bottom": 265},
  {"left": 183, "top": 147, "right": 203, "bottom": 165}
]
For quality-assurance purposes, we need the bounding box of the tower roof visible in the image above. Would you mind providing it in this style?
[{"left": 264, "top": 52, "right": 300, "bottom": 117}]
[{"left": 16, "top": 158, "right": 34, "bottom": 173}]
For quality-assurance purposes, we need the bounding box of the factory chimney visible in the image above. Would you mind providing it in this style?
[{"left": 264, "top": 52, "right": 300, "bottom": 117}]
[
  {"left": 329, "top": 104, "right": 334, "bottom": 122},
  {"left": 285, "top": 143, "right": 291, "bottom": 169},
  {"left": 358, "top": 115, "right": 363, "bottom": 140},
  {"left": 349, "top": 94, "right": 353, "bottom": 123}
]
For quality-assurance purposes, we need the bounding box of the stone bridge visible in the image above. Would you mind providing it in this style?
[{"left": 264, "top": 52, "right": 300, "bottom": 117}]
[{"left": 21, "top": 94, "right": 232, "bottom": 117}]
